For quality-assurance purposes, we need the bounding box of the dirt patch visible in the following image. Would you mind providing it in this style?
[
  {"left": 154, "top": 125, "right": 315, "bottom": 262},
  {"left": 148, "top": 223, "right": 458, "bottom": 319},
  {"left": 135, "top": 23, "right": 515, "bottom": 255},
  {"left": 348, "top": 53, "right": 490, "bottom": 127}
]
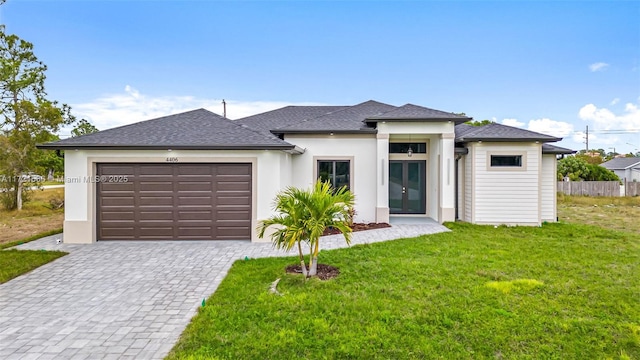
[
  {"left": 0, "top": 214, "right": 63, "bottom": 245},
  {"left": 285, "top": 263, "right": 340, "bottom": 280},
  {"left": 323, "top": 222, "right": 391, "bottom": 236}
]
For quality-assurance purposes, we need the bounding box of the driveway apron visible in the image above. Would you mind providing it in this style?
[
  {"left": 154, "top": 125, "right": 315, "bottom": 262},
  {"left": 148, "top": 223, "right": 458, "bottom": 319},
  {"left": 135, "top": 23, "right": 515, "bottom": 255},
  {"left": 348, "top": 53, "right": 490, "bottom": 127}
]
[{"left": 0, "top": 222, "right": 448, "bottom": 359}]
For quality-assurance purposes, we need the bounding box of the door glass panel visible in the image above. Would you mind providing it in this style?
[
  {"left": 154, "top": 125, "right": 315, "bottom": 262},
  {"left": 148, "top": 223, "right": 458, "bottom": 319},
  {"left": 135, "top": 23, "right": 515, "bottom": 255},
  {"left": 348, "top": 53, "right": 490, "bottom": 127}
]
[
  {"left": 389, "top": 162, "right": 403, "bottom": 213},
  {"left": 406, "top": 161, "right": 425, "bottom": 213}
]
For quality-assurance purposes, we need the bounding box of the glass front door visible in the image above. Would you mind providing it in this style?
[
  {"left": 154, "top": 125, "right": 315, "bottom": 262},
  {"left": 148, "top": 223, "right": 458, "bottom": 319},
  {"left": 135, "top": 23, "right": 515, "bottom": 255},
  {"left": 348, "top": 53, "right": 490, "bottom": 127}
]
[{"left": 389, "top": 160, "right": 426, "bottom": 214}]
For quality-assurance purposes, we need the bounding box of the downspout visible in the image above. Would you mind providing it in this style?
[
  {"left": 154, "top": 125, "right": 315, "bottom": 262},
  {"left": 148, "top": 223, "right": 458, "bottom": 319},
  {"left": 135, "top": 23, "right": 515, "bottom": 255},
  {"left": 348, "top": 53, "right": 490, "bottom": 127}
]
[{"left": 454, "top": 154, "right": 462, "bottom": 220}]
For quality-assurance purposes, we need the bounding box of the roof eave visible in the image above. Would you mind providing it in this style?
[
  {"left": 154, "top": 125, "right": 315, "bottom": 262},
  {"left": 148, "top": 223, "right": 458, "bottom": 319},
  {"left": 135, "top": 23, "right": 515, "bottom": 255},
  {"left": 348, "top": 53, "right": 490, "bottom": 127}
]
[
  {"left": 36, "top": 144, "right": 296, "bottom": 151},
  {"left": 456, "top": 137, "right": 561, "bottom": 143},
  {"left": 270, "top": 129, "right": 378, "bottom": 135},
  {"left": 365, "top": 117, "right": 471, "bottom": 125}
]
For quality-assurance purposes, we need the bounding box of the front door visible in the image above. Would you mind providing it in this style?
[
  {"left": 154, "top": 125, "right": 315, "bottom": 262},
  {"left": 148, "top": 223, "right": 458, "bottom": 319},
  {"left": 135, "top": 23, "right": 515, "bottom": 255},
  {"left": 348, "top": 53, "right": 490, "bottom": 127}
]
[{"left": 389, "top": 161, "right": 426, "bottom": 214}]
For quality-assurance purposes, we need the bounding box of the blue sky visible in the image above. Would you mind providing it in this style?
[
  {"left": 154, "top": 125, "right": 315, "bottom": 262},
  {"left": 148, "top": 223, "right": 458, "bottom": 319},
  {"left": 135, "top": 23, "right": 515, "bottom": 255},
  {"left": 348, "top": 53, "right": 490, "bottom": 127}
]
[{"left": 2, "top": 0, "right": 639, "bottom": 153}]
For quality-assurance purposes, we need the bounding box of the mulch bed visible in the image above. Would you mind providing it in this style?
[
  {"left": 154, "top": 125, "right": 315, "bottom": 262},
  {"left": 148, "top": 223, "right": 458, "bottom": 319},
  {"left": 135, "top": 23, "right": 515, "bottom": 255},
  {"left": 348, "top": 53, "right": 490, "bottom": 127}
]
[
  {"left": 322, "top": 222, "right": 391, "bottom": 236},
  {"left": 284, "top": 223, "right": 391, "bottom": 281},
  {"left": 285, "top": 263, "right": 340, "bottom": 280}
]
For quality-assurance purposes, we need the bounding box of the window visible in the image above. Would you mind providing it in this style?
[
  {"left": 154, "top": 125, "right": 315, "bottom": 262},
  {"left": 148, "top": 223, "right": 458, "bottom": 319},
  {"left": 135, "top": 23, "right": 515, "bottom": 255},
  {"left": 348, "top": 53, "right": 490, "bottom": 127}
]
[
  {"left": 389, "top": 143, "right": 427, "bottom": 154},
  {"left": 490, "top": 155, "right": 522, "bottom": 167},
  {"left": 318, "top": 160, "right": 350, "bottom": 190}
]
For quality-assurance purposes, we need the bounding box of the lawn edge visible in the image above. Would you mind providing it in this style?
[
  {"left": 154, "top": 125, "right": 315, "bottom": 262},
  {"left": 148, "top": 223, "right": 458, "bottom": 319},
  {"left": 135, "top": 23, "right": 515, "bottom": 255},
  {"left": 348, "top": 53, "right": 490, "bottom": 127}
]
[{"left": 1, "top": 228, "right": 64, "bottom": 250}]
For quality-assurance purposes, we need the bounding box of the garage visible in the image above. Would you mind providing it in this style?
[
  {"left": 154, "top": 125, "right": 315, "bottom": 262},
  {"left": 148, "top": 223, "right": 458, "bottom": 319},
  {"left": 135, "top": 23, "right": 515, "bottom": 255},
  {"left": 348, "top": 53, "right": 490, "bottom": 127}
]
[{"left": 97, "top": 163, "right": 252, "bottom": 241}]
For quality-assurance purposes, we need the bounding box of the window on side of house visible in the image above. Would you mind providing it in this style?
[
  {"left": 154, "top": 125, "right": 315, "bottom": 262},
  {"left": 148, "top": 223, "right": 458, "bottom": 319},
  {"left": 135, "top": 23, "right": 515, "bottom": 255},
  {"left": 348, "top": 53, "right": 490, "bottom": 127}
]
[
  {"left": 317, "top": 160, "right": 350, "bottom": 190},
  {"left": 490, "top": 155, "right": 522, "bottom": 167}
]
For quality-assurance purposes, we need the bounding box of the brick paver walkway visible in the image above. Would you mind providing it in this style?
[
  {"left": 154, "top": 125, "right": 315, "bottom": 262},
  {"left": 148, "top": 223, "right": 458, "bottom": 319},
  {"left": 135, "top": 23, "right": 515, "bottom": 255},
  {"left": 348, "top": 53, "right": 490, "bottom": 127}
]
[{"left": 0, "top": 221, "right": 448, "bottom": 359}]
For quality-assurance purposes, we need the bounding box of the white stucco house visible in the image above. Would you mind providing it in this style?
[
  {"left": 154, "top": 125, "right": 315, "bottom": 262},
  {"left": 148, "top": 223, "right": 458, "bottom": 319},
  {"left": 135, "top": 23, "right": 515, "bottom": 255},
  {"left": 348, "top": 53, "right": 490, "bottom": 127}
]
[{"left": 39, "top": 100, "right": 574, "bottom": 244}]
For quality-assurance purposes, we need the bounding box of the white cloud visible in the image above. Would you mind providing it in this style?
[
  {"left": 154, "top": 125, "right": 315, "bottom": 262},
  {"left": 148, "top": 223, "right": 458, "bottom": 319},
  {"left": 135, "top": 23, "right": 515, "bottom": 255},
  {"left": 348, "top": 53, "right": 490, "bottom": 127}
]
[
  {"left": 66, "top": 85, "right": 325, "bottom": 136},
  {"left": 527, "top": 118, "right": 574, "bottom": 138},
  {"left": 501, "top": 118, "right": 524, "bottom": 127},
  {"left": 610, "top": 98, "right": 620, "bottom": 105},
  {"left": 589, "top": 62, "right": 609, "bottom": 72},
  {"left": 578, "top": 101, "right": 640, "bottom": 131}
]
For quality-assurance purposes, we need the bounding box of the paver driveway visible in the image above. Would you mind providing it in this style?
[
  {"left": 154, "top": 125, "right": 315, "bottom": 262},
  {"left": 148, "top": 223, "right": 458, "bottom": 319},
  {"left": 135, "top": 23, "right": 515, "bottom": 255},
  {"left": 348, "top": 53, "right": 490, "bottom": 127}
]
[{"left": 0, "top": 222, "right": 448, "bottom": 359}]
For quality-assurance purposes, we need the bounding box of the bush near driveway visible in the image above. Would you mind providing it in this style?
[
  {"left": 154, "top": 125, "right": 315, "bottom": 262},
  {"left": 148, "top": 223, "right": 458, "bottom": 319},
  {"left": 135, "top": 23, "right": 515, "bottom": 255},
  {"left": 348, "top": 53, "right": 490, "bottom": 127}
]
[{"left": 168, "top": 222, "right": 639, "bottom": 359}]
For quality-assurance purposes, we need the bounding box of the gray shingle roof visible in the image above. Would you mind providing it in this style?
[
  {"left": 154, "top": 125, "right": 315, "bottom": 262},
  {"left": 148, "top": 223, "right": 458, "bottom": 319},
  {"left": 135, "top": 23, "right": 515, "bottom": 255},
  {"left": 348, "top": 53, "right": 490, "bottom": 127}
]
[
  {"left": 235, "top": 105, "right": 347, "bottom": 137},
  {"left": 542, "top": 144, "right": 576, "bottom": 154},
  {"left": 272, "top": 100, "right": 395, "bottom": 133},
  {"left": 454, "top": 123, "right": 561, "bottom": 143},
  {"left": 601, "top": 157, "right": 640, "bottom": 170},
  {"left": 38, "top": 109, "right": 295, "bottom": 150},
  {"left": 366, "top": 103, "right": 470, "bottom": 124}
]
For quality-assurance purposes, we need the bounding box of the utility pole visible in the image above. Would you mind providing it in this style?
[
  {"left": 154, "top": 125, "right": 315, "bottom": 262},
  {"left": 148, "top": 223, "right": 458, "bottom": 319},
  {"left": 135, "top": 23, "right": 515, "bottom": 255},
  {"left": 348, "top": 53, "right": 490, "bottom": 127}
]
[
  {"left": 585, "top": 125, "right": 589, "bottom": 152},
  {"left": 222, "top": 99, "right": 227, "bottom": 118}
]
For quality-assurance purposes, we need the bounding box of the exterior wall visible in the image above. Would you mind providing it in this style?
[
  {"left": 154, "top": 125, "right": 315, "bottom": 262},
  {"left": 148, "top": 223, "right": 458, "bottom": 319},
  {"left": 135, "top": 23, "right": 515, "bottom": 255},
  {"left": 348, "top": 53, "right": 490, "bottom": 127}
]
[
  {"left": 632, "top": 169, "right": 640, "bottom": 182},
  {"left": 63, "top": 149, "right": 289, "bottom": 244},
  {"left": 285, "top": 134, "right": 378, "bottom": 223},
  {"left": 464, "top": 146, "right": 473, "bottom": 223},
  {"left": 456, "top": 155, "right": 465, "bottom": 220},
  {"left": 377, "top": 121, "right": 456, "bottom": 223},
  {"left": 541, "top": 154, "right": 557, "bottom": 222},
  {"left": 472, "top": 142, "right": 542, "bottom": 226}
]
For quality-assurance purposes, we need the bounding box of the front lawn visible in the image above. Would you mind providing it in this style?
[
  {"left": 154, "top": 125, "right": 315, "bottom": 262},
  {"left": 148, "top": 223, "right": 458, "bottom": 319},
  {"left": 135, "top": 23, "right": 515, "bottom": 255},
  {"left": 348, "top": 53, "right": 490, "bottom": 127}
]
[
  {"left": 0, "top": 249, "right": 67, "bottom": 283},
  {"left": 168, "top": 222, "right": 639, "bottom": 359},
  {"left": 0, "top": 188, "right": 64, "bottom": 246}
]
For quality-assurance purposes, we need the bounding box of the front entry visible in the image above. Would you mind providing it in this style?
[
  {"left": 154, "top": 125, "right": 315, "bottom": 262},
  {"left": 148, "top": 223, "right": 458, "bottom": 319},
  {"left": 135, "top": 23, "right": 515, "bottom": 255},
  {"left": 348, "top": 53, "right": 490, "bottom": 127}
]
[{"left": 389, "top": 160, "right": 426, "bottom": 214}]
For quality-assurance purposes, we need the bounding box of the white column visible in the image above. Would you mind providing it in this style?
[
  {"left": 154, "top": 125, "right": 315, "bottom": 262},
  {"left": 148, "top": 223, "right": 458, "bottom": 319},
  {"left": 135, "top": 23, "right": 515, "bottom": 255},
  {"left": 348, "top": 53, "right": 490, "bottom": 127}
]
[
  {"left": 439, "top": 133, "right": 456, "bottom": 222},
  {"left": 375, "top": 133, "right": 390, "bottom": 223}
]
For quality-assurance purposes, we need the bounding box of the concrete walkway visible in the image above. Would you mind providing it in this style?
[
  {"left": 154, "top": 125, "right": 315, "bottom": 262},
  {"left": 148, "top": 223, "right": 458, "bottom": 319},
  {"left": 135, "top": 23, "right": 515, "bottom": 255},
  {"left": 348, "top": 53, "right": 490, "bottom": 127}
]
[{"left": 0, "top": 221, "right": 448, "bottom": 360}]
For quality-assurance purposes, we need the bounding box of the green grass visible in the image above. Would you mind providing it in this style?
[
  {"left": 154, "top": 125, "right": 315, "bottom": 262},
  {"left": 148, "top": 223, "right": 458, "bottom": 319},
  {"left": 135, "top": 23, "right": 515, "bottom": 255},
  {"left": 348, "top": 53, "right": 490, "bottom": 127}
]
[
  {"left": 168, "top": 222, "right": 639, "bottom": 359},
  {"left": 0, "top": 249, "right": 67, "bottom": 283}
]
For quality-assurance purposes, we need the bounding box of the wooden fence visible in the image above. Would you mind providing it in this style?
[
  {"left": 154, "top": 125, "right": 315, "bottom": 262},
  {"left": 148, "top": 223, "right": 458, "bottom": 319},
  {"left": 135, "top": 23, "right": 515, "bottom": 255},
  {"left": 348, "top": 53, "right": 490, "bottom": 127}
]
[{"left": 557, "top": 181, "right": 640, "bottom": 197}]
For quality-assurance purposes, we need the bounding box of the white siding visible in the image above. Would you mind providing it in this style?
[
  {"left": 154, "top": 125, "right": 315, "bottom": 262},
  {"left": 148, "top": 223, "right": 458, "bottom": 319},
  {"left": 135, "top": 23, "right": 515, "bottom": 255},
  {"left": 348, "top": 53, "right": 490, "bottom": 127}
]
[
  {"left": 464, "top": 147, "right": 473, "bottom": 222},
  {"left": 474, "top": 142, "right": 541, "bottom": 225},
  {"left": 541, "top": 154, "right": 557, "bottom": 222},
  {"left": 457, "top": 156, "right": 465, "bottom": 220}
]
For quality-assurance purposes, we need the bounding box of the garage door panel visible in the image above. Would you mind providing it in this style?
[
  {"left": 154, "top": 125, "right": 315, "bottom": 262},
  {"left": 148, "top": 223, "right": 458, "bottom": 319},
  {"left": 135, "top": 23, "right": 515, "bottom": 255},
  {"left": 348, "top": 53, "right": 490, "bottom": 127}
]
[
  {"left": 217, "top": 181, "right": 250, "bottom": 191},
  {"left": 139, "top": 196, "right": 173, "bottom": 206},
  {"left": 98, "top": 163, "right": 251, "bottom": 240},
  {"left": 99, "top": 165, "right": 135, "bottom": 176},
  {"left": 177, "top": 181, "right": 213, "bottom": 191},
  {"left": 101, "top": 211, "right": 135, "bottom": 221},
  {"left": 101, "top": 197, "right": 135, "bottom": 207},
  {"left": 216, "top": 165, "right": 251, "bottom": 175}
]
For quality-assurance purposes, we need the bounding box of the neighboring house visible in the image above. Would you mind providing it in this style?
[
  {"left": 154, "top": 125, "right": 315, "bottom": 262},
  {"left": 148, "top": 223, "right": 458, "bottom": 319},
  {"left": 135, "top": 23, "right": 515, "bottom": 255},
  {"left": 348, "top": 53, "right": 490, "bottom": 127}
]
[
  {"left": 601, "top": 157, "right": 640, "bottom": 182},
  {"left": 39, "top": 100, "right": 574, "bottom": 243}
]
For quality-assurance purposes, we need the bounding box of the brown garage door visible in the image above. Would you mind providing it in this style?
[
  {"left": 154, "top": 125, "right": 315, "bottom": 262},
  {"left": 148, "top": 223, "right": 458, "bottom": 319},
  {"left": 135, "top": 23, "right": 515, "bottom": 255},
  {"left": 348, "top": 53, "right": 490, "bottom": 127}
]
[{"left": 97, "top": 163, "right": 252, "bottom": 240}]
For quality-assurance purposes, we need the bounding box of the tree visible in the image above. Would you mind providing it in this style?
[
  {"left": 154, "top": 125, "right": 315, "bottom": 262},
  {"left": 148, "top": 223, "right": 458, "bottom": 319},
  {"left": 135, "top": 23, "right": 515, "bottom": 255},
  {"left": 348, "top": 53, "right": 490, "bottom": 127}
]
[
  {"left": 257, "top": 181, "right": 355, "bottom": 278},
  {"left": 558, "top": 156, "right": 589, "bottom": 181},
  {"left": 558, "top": 155, "right": 619, "bottom": 182},
  {"left": 71, "top": 118, "right": 98, "bottom": 137},
  {"left": 465, "top": 119, "right": 493, "bottom": 127},
  {"left": 0, "top": 30, "right": 76, "bottom": 210},
  {"left": 584, "top": 164, "right": 619, "bottom": 182}
]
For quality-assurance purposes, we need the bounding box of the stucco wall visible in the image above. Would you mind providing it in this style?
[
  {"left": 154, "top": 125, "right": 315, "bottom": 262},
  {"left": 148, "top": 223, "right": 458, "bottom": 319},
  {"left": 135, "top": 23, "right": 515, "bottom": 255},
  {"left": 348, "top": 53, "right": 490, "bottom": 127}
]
[
  {"left": 285, "top": 134, "right": 378, "bottom": 222},
  {"left": 63, "top": 149, "right": 288, "bottom": 243}
]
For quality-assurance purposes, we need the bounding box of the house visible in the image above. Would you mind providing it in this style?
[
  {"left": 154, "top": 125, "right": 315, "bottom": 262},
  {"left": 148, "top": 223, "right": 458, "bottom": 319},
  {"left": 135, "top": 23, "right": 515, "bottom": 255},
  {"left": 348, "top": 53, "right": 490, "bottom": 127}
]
[
  {"left": 601, "top": 157, "right": 640, "bottom": 182},
  {"left": 38, "top": 100, "right": 574, "bottom": 243}
]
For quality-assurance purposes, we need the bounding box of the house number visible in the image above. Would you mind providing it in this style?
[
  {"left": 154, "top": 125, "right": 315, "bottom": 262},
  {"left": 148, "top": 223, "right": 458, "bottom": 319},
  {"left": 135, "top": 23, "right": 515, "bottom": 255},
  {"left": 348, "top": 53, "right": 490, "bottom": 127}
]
[{"left": 166, "top": 157, "right": 178, "bottom": 162}]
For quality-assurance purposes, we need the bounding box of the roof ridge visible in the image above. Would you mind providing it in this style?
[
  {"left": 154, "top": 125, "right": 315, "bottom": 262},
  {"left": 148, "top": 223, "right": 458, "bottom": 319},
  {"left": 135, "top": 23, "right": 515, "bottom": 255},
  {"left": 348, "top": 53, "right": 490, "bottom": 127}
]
[{"left": 275, "top": 100, "right": 396, "bottom": 130}]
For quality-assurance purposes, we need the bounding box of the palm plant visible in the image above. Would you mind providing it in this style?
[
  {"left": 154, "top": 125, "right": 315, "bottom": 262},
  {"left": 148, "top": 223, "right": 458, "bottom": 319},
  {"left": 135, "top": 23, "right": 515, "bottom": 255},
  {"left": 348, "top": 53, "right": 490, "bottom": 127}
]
[{"left": 257, "top": 181, "right": 355, "bottom": 277}]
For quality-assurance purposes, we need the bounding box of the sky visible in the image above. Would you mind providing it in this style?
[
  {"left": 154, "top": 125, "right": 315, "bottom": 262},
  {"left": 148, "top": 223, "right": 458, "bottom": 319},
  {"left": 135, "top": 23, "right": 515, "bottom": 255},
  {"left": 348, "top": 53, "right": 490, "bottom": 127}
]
[{"left": 2, "top": 0, "right": 639, "bottom": 154}]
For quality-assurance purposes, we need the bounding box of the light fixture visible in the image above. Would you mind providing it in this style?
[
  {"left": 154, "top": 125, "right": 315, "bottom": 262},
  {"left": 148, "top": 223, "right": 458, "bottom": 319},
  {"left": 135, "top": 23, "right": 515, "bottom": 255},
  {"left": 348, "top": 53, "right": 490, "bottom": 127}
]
[
  {"left": 329, "top": 132, "right": 334, "bottom": 136},
  {"left": 407, "top": 146, "right": 413, "bottom": 157}
]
